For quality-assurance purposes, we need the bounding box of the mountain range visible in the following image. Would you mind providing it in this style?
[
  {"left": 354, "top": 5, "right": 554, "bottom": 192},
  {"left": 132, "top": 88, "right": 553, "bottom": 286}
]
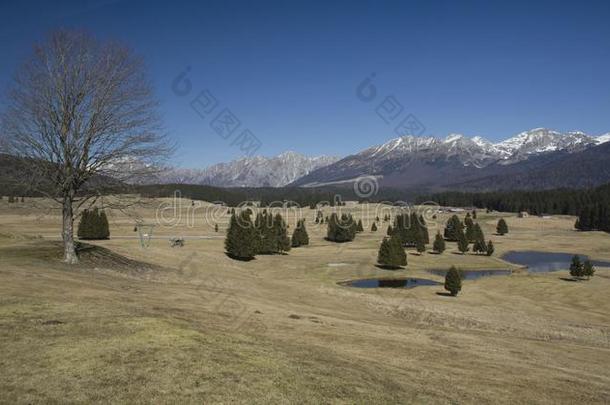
[
  {"left": 152, "top": 152, "right": 339, "bottom": 188},
  {"left": 155, "top": 128, "right": 610, "bottom": 192}
]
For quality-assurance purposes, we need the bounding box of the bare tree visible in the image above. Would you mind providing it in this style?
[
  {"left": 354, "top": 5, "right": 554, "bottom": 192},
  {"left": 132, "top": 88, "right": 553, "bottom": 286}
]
[{"left": 1, "top": 30, "right": 172, "bottom": 263}]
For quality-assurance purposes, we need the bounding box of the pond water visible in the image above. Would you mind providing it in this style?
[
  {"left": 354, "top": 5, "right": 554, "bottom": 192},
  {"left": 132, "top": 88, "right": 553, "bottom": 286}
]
[
  {"left": 427, "top": 269, "right": 512, "bottom": 280},
  {"left": 502, "top": 251, "right": 610, "bottom": 273},
  {"left": 339, "top": 278, "right": 441, "bottom": 289}
]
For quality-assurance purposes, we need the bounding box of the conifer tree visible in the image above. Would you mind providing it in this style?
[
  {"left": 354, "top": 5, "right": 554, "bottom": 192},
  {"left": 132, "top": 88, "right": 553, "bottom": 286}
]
[
  {"left": 433, "top": 231, "right": 446, "bottom": 254},
  {"left": 569, "top": 255, "right": 584, "bottom": 279},
  {"left": 444, "top": 266, "right": 462, "bottom": 296},
  {"left": 377, "top": 235, "right": 407, "bottom": 269},
  {"left": 375, "top": 216, "right": 380, "bottom": 222},
  {"left": 215, "top": 224, "right": 219, "bottom": 232},
  {"left": 485, "top": 240, "right": 494, "bottom": 256},
  {"left": 387, "top": 225, "right": 393, "bottom": 236},
  {"left": 472, "top": 224, "right": 487, "bottom": 254},
  {"left": 225, "top": 211, "right": 257, "bottom": 260},
  {"left": 496, "top": 218, "right": 509, "bottom": 235},
  {"left": 255, "top": 211, "right": 276, "bottom": 254},
  {"left": 465, "top": 216, "right": 475, "bottom": 242},
  {"left": 457, "top": 231, "right": 469, "bottom": 254},
  {"left": 357, "top": 219, "right": 364, "bottom": 232},
  {"left": 473, "top": 239, "right": 486, "bottom": 255},
  {"left": 99, "top": 211, "right": 110, "bottom": 239},
  {"left": 583, "top": 260, "right": 595, "bottom": 279},
  {"left": 77, "top": 208, "right": 110, "bottom": 240},
  {"left": 371, "top": 222, "right": 378, "bottom": 232},
  {"left": 291, "top": 219, "right": 309, "bottom": 247},
  {"left": 326, "top": 213, "right": 356, "bottom": 242},
  {"left": 273, "top": 213, "right": 291, "bottom": 253},
  {"left": 444, "top": 215, "right": 464, "bottom": 241},
  {"left": 418, "top": 215, "right": 430, "bottom": 244},
  {"left": 416, "top": 235, "right": 426, "bottom": 254},
  {"left": 20, "top": 196, "right": 25, "bottom": 203},
  {"left": 472, "top": 210, "right": 477, "bottom": 219}
]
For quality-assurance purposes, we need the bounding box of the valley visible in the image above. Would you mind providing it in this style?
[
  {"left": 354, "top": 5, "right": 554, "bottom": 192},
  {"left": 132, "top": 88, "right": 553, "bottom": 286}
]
[{"left": 1, "top": 197, "right": 609, "bottom": 403}]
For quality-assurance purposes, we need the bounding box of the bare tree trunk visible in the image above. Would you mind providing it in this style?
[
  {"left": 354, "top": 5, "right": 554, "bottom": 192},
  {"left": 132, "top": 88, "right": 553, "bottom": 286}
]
[{"left": 62, "top": 196, "right": 78, "bottom": 264}]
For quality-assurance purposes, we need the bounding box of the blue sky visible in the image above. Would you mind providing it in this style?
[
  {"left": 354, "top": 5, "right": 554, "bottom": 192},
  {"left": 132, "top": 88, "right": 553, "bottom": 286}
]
[{"left": 1, "top": 0, "right": 609, "bottom": 167}]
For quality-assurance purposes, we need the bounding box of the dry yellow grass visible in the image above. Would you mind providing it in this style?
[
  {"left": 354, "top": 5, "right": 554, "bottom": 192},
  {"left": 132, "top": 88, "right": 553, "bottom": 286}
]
[{"left": 0, "top": 197, "right": 609, "bottom": 404}]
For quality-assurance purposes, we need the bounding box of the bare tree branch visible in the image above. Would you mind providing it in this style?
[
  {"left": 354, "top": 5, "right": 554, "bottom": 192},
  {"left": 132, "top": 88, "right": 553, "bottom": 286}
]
[{"left": 1, "top": 29, "right": 174, "bottom": 263}]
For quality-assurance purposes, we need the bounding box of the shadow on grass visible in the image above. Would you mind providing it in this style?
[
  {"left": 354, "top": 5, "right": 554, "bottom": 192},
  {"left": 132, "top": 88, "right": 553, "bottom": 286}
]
[
  {"left": 435, "top": 291, "right": 456, "bottom": 297},
  {"left": 559, "top": 277, "right": 580, "bottom": 282},
  {"left": 375, "top": 264, "right": 404, "bottom": 270},
  {"left": 225, "top": 253, "right": 256, "bottom": 261}
]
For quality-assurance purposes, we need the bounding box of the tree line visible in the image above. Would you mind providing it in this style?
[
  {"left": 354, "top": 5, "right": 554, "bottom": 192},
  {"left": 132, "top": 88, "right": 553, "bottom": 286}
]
[{"left": 416, "top": 183, "right": 610, "bottom": 233}]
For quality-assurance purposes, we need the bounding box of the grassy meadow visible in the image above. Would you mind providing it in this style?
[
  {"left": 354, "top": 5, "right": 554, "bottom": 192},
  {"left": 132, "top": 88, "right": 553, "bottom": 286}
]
[{"left": 0, "top": 196, "right": 609, "bottom": 404}]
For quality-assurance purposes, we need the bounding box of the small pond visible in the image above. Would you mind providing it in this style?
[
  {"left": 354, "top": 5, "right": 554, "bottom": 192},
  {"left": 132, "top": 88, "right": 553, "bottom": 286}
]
[
  {"left": 428, "top": 269, "right": 512, "bottom": 280},
  {"left": 502, "top": 251, "right": 610, "bottom": 273},
  {"left": 339, "top": 278, "right": 441, "bottom": 289}
]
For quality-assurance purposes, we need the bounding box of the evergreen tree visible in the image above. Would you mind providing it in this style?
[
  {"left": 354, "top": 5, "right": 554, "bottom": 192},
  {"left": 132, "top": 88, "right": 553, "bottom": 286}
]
[
  {"left": 444, "top": 215, "right": 464, "bottom": 241},
  {"left": 99, "top": 211, "right": 110, "bottom": 239},
  {"left": 387, "top": 225, "right": 393, "bottom": 236},
  {"left": 583, "top": 260, "right": 595, "bottom": 279},
  {"left": 416, "top": 235, "right": 426, "bottom": 254},
  {"left": 255, "top": 211, "right": 276, "bottom": 254},
  {"left": 569, "top": 255, "right": 584, "bottom": 279},
  {"left": 418, "top": 215, "right": 430, "bottom": 244},
  {"left": 371, "top": 222, "right": 378, "bottom": 232},
  {"left": 225, "top": 211, "right": 258, "bottom": 260},
  {"left": 377, "top": 235, "right": 407, "bottom": 269},
  {"left": 215, "top": 224, "right": 219, "bottom": 232},
  {"left": 444, "top": 266, "right": 462, "bottom": 296},
  {"left": 485, "top": 240, "right": 494, "bottom": 256},
  {"left": 77, "top": 208, "right": 110, "bottom": 240},
  {"left": 375, "top": 216, "right": 380, "bottom": 222},
  {"left": 472, "top": 210, "right": 477, "bottom": 219},
  {"left": 433, "top": 231, "right": 446, "bottom": 254},
  {"left": 457, "top": 231, "right": 469, "bottom": 254},
  {"left": 472, "top": 224, "right": 487, "bottom": 254},
  {"left": 291, "top": 219, "right": 309, "bottom": 247},
  {"left": 326, "top": 213, "right": 357, "bottom": 242},
  {"left": 464, "top": 216, "right": 475, "bottom": 242},
  {"left": 496, "top": 218, "right": 509, "bottom": 235},
  {"left": 273, "top": 213, "right": 291, "bottom": 253},
  {"left": 20, "top": 196, "right": 24, "bottom": 203},
  {"left": 357, "top": 219, "right": 364, "bottom": 232}
]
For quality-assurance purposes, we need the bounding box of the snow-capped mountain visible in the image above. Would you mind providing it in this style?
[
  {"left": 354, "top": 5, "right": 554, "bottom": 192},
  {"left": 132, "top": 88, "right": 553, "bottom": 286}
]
[
  {"left": 291, "top": 128, "right": 608, "bottom": 189},
  {"left": 494, "top": 128, "right": 597, "bottom": 163},
  {"left": 596, "top": 133, "right": 610, "bottom": 144},
  {"left": 154, "top": 151, "right": 339, "bottom": 187}
]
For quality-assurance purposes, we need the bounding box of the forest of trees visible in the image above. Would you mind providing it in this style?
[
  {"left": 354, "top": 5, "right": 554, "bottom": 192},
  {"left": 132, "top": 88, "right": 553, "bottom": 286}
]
[
  {"left": 225, "top": 209, "right": 295, "bottom": 260},
  {"left": 417, "top": 183, "right": 610, "bottom": 233}
]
